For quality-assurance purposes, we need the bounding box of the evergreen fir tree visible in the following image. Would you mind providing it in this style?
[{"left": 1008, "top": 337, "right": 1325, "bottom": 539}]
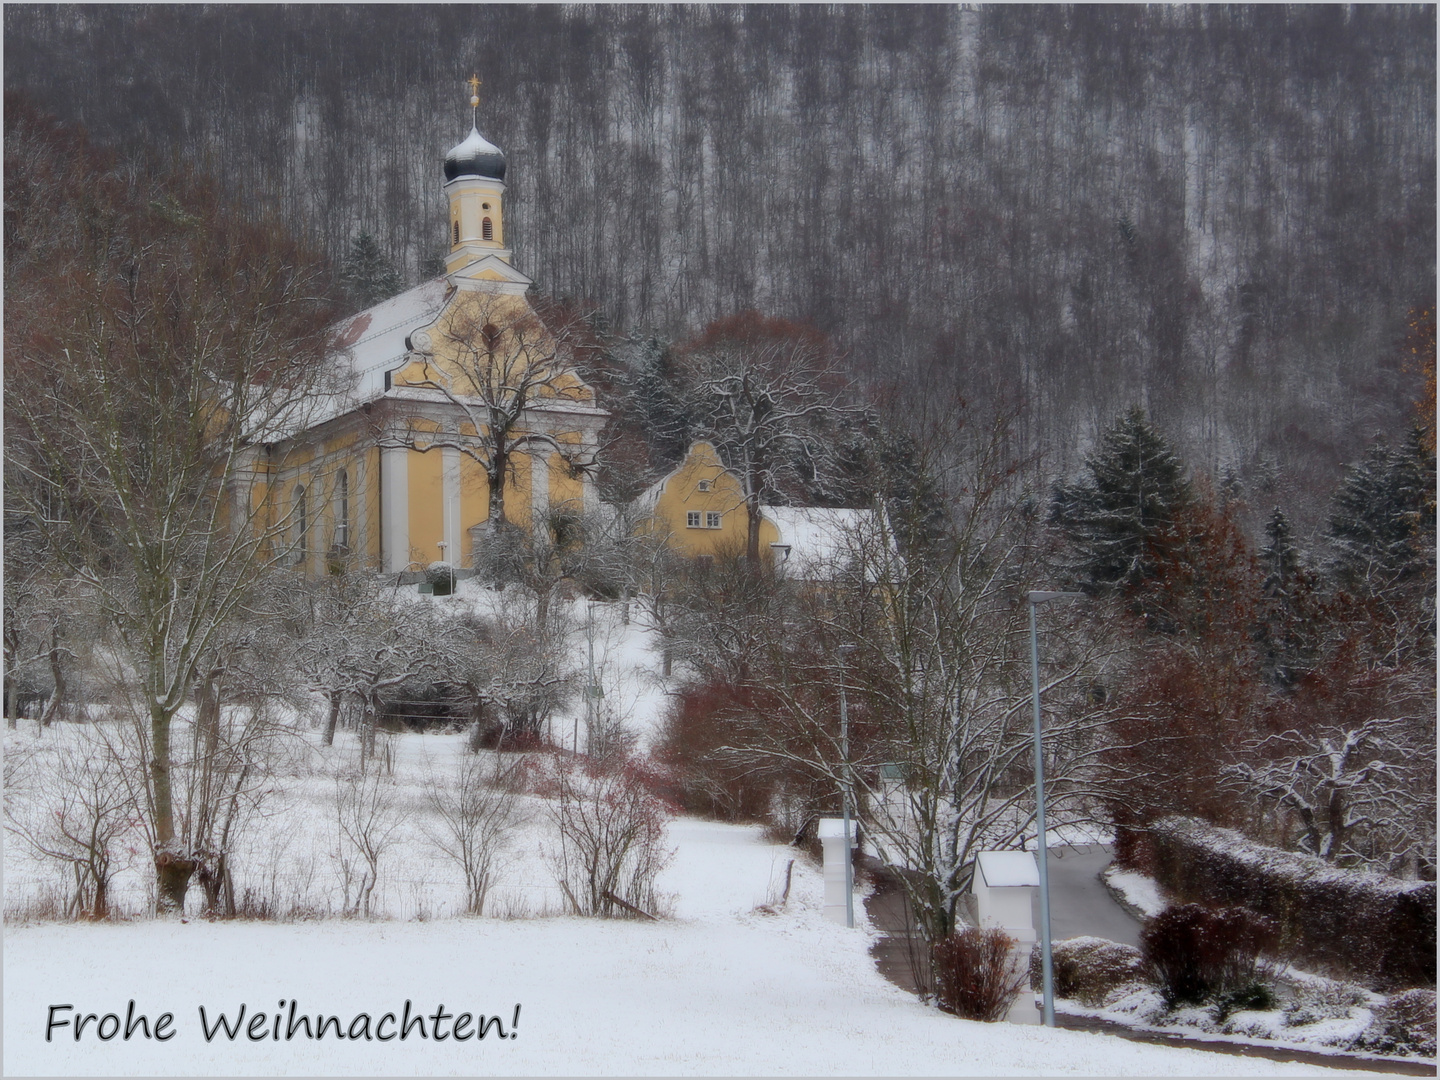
[
  {"left": 1257, "top": 506, "right": 1320, "bottom": 688},
  {"left": 1325, "top": 427, "right": 1436, "bottom": 656},
  {"left": 1049, "top": 407, "right": 1190, "bottom": 590},
  {"left": 1327, "top": 430, "right": 1431, "bottom": 592},
  {"left": 340, "top": 229, "right": 403, "bottom": 311}
]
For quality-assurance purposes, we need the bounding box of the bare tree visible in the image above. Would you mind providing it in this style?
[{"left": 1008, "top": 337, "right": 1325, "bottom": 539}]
[
  {"left": 391, "top": 292, "right": 603, "bottom": 536},
  {"left": 1224, "top": 715, "right": 1433, "bottom": 873},
  {"left": 680, "top": 313, "right": 862, "bottom": 561},
  {"left": 3, "top": 104, "right": 339, "bottom": 913}
]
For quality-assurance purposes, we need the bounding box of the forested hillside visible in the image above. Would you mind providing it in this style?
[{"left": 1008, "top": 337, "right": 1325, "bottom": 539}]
[{"left": 4, "top": 4, "right": 1434, "bottom": 519}]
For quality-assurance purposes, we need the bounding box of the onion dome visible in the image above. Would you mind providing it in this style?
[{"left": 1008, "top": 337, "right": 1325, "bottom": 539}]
[{"left": 444, "top": 126, "right": 506, "bottom": 183}]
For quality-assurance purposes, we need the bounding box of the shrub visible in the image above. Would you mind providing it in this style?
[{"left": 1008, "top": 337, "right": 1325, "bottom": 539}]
[
  {"left": 1140, "top": 903, "right": 1278, "bottom": 1007},
  {"left": 1147, "top": 815, "right": 1436, "bottom": 988},
  {"left": 1028, "top": 936, "right": 1149, "bottom": 1006},
  {"left": 932, "top": 928, "right": 1027, "bottom": 1022},
  {"left": 545, "top": 754, "right": 675, "bottom": 918},
  {"left": 1354, "top": 988, "right": 1438, "bottom": 1057}
]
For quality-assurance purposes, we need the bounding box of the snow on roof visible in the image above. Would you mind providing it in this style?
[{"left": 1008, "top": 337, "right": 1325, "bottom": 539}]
[
  {"left": 281, "top": 278, "right": 451, "bottom": 435},
  {"left": 976, "top": 850, "right": 1041, "bottom": 889},
  {"left": 762, "top": 506, "right": 884, "bottom": 581}
]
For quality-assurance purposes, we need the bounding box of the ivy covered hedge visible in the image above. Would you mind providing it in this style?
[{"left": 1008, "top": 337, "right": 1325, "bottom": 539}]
[{"left": 1127, "top": 816, "right": 1434, "bottom": 989}]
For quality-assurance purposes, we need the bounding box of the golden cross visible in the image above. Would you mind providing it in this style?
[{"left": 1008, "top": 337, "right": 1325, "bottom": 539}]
[{"left": 467, "top": 73, "right": 482, "bottom": 105}]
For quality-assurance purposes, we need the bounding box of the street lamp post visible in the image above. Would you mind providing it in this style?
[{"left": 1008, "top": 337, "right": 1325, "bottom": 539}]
[{"left": 1027, "top": 589, "right": 1085, "bottom": 1028}]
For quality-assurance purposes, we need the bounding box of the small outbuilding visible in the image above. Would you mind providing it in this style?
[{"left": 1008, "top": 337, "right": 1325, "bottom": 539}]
[{"left": 971, "top": 850, "right": 1039, "bottom": 945}]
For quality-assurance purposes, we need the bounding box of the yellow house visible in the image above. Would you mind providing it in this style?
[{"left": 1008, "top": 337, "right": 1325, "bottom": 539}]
[
  {"left": 634, "top": 442, "right": 886, "bottom": 581},
  {"left": 633, "top": 442, "right": 781, "bottom": 560},
  {"left": 239, "top": 90, "right": 608, "bottom": 576}
]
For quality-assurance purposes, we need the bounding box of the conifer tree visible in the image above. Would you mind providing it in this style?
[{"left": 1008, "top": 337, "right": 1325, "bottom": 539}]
[
  {"left": 339, "top": 229, "right": 403, "bottom": 311},
  {"left": 1049, "top": 407, "right": 1190, "bottom": 590},
  {"left": 1256, "top": 507, "right": 1321, "bottom": 688}
]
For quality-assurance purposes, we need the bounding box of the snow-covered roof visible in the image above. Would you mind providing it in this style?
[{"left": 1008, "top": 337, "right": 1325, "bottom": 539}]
[
  {"left": 976, "top": 850, "right": 1040, "bottom": 889},
  {"left": 762, "top": 506, "right": 884, "bottom": 581},
  {"left": 282, "top": 278, "right": 451, "bottom": 434}
]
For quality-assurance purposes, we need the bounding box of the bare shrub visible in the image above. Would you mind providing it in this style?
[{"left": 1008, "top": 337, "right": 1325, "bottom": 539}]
[
  {"left": 331, "top": 767, "right": 402, "bottom": 917},
  {"left": 1140, "top": 903, "right": 1279, "bottom": 1007},
  {"left": 932, "top": 928, "right": 1028, "bottom": 1021},
  {"left": 4, "top": 728, "right": 137, "bottom": 919},
  {"left": 544, "top": 754, "right": 674, "bottom": 918},
  {"left": 1028, "top": 936, "right": 1149, "bottom": 1006},
  {"left": 424, "top": 754, "right": 519, "bottom": 915}
]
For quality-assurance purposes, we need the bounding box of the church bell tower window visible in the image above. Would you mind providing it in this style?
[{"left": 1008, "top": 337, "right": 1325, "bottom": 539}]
[
  {"left": 453, "top": 220, "right": 460, "bottom": 246},
  {"left": 482, "top": 217, "right": 493, "bottom": 241}
]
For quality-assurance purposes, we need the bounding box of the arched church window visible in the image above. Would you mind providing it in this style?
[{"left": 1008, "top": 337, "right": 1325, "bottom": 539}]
[
  {"left": 482, "top": 217, "right": 493, "bottom": 241},
  {"left": 482, "top": 323, "right": 501, "bottom": 356},
  {"left": 334, "top": 470, "right": 349, "bottom": 550},
  {"left": 292, "top": 484, "right": 308, "bottom": 565}
]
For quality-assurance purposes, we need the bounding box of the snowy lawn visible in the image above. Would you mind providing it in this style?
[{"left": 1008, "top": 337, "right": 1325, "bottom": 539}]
[{"left": 5, "top": 819, "right": 1377, "bottom": 1077}]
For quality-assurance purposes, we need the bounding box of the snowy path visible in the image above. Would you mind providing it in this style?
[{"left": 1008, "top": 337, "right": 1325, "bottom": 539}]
[{"left": 5, "top": 820, "right": 1372, "bottom": 1076}]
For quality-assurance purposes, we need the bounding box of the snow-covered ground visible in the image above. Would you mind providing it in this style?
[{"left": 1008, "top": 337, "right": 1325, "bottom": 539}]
[{"left": 5, "top": 816, "right": 1374, "bottom": 1076}]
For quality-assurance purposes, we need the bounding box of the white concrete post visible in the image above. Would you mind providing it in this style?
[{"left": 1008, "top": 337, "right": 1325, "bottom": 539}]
[
  {"left": 818, "top": 818, "right": 857, "bottom": 925},
  {"left": 381, "top": 444, "right": 410, "bottom": 574}
]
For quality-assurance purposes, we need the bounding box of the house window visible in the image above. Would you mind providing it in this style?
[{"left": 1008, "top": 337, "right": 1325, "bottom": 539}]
[
  {"left": 706, "top": 511, "right": 722, "bottom": 529},
  {"left": 292, "top": 484, "right": 308, "bottom": 565},
  {"left": 453, "top": 220, "right": 460, "bottom": 245},
  {"left": 334, "top": 470, "right": 349, "bottom": 550},
  {"left": 482, "top": 217, "right": 493, "bottom": 241},
  {"left": 697, "top": 479, "right": 711, "bottom": 492},
  {"left": 686, "top": 511, "right": 702, "bottom": 528}
]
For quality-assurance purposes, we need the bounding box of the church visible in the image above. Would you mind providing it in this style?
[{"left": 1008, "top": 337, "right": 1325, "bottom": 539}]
[{"left": 244, "top": 81, "right": 608, "bottom": 577}]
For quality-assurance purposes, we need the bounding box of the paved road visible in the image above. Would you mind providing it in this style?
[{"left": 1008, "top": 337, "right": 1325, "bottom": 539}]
[{"left": 1035, "top": 842, "right": 1141, "bottom": 947}]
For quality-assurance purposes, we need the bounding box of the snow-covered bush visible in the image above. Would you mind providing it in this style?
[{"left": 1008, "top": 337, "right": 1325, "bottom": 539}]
[
  {"left": 1028, "top": 936, "right": 1148, "bottom": 1007},
  {"left": 931, "top": 928, "right": 1027, "bottom": 1022},
  {"left": 1354, "top": 988, "right": 1438, "bottom": 1058},
  {"left": 1145, "top": 815, "right": 1436, "bottom": 988},
  {"left": 1140, "top": 903, "right": 1277, "bottom": 1007}
]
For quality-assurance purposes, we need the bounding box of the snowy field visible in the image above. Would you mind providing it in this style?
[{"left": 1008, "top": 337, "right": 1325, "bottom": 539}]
[{"left": 4, "top": 816, "right": 1377, "bottom": 1076}]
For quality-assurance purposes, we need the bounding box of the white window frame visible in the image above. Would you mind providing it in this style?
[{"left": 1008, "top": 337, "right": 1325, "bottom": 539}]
[
  {"left": 706, "top": 511, "right": 722, "bottom": 529},
  {"left": 697, "top": 479, "right": 712, "bottom": 492},
  {"left": 686, "top": 511, "right": 702, "bottom": 528}
]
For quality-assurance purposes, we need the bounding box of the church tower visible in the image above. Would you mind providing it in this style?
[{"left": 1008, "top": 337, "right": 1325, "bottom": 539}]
[{"left": 444, "top": 74, "right": 510, "bottom": 274}]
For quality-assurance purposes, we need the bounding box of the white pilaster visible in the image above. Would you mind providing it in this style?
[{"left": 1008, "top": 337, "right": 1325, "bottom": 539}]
[
  {"left": 381, "top": 445, "right": 410, "bottom": 574},
  {"left": 530, "top": 448, "right": 550, "bottom": 530},
  {"left": 442, "top": 444, "right": 461, "bottom": 565}
]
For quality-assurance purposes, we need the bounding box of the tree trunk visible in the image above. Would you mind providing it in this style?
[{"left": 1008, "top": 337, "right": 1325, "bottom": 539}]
[
  {"left": 322, "top": 690, "right": 342, "bottom": 746},
  {"left": 150, "top": 701, "right": 194, "bottom": 914},
  {"left": 39, "top": 628, "right": 65, "bottom": 727}
]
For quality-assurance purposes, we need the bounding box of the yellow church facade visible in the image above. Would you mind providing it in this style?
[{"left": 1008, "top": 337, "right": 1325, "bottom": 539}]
[{"left": 237, "top": 92, "right": 607, "bottom": 577}]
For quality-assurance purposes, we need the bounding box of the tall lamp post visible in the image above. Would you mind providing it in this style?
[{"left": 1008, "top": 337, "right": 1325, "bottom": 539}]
[{"left": 1027, "top": 589, "right": 1085, "bottom": 1028}]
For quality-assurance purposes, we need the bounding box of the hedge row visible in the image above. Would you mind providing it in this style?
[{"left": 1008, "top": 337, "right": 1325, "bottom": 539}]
[{"left": 1135, "top": 816, "right": 1434, "bottom": 990}]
